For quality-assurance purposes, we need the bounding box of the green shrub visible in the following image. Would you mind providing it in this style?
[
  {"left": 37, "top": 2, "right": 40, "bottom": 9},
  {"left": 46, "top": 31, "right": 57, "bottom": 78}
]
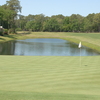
[
  {"left": 3, "top": 29, "right": 8, "bottom": 35},
  {"left": 0, "top": 30, "right": 3, "bottom": 36},
  {"left": 16, "top": 28, "right": 22, "bottom": 31},
  {"left": 8, "top": 28, "right": 16, "bottom": 34}
]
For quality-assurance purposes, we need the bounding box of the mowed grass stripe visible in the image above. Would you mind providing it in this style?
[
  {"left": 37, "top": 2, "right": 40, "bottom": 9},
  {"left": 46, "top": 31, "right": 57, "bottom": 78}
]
[{"left": 0, "top": 56, "right": 100, "bottom": 100}]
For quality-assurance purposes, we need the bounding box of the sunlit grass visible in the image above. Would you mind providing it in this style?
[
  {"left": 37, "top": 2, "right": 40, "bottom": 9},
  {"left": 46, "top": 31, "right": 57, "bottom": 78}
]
[
  {"left": 0, "top": 56, "right": 100, "bottom": 100},
  {"left": 0, "top": 32, "right": 100, "bottom": 100}
]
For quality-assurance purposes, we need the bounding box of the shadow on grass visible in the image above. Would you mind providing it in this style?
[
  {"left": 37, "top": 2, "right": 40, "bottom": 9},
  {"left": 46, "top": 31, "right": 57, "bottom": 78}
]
[
  {"left": 3, "top": 32, "right": 30, "bottom": 40},
  {"left": 19, "top": 32, "right": 31, "bottom": 35},
  {"left": 0, "top": 38, "right": 6, "bottom": 40},
  {"left": 4, "top": 35, "right": 18, "bottom": 39}
]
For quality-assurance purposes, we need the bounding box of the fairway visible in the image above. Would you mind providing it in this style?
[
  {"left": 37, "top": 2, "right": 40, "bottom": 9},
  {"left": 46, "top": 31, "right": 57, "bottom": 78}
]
[{"left": 0, "top": 56, "right": 100, "bottom": 100}]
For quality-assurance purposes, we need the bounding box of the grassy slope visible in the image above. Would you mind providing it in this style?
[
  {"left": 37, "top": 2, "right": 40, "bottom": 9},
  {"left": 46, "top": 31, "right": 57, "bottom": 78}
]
[
  {"left": 64, "top": 33, "right": 100, "bottom": 52},
  {"left": 0, "top": 56, "right": 100, "bottom": 100}
]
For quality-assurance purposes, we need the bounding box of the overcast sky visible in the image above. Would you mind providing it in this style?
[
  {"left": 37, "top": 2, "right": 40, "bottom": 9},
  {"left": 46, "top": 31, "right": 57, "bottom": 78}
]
[{"left": 0, "top": 0, "right": 100, "bottom": 16}]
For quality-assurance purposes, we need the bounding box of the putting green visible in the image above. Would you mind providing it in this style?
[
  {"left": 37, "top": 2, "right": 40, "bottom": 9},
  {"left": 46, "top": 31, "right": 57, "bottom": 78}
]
[{"left": 0, "top": 56, "right": 100, "bottom": 100}]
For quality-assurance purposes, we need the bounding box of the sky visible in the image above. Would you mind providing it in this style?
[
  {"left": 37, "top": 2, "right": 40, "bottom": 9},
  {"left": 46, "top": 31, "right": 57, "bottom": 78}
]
[{"left": 0, "top": 0, "right": 100, "bottom": 17}]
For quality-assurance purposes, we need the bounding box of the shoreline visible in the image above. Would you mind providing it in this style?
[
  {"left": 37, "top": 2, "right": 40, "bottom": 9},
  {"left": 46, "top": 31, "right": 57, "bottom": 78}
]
[{"left": 0, "top": 31, "right": 100, "bottom": 53}]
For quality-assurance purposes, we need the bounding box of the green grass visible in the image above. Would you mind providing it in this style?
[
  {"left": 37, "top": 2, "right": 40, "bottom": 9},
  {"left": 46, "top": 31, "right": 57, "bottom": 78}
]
[
  {"left": 0, "top": 56, "right": 100, "bottom": 100},
  {"left": 0, "top": 32, "right": 100, "bottom": 99},
  {"left": 63, "top": 33, "right": 100, "bottom": 51}
]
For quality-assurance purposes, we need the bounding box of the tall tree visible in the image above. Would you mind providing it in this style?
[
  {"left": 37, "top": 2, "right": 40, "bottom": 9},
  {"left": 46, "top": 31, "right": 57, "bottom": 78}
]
[
  {"left": 93, "top": 13, "right": 100, "bottom": 32},
  {"left": 84, "top": 13, "right": 95, "bottom": 32},
  {"left": 25, "top": 14, "right": 46, "bottom": 31},
  {"left": 51, "top": 14, "right": 64, "bottom": 31},
  {"left": 5, "top": 0, "right": 22, "bottom": 33},
  {"left": 69, "top": 14, "right": 84, "bottom": 32},
  {"left": 0, "top": 6, "right": 12, "bottom": 29},
  {"left": 62, "top": 16, "right": 71, "bottom": 32}
]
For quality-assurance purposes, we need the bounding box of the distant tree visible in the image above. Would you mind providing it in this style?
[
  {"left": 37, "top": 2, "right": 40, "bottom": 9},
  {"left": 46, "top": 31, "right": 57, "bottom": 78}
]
[
  {"left": 51, "top": 14, "right": 64, "bottom": 31},
  {"left": 25, "top": 14, "right": 46, "bottom": 31},
  {"left": 34, "top": 14, "right": 45, "bottom": 31},
  {"left": 93, "top": 13, "right": 100, "bottom": 32},
  {"left": 69, "top": 14, "right": 84, "bottom": 32},
  {"left": 25, "top": 14, "right": 35, "bottom": 22},
  {"left": 84, "top": 13, "right": 95, "bottom": 32},
  {"left": 62, "top": 17, "right": 71, "bottom": 32},
  {"left": 16, "top": 15, "right": 26, "bottom": 31},
  {"left": 19, "top": 13, "right": 100, "bottom": 32},
  {"left": 25, "top": 21, "right": 34, "bottom": 31},
  {"left": 43, "top": 18, "right": 60, "bottom": 32}
]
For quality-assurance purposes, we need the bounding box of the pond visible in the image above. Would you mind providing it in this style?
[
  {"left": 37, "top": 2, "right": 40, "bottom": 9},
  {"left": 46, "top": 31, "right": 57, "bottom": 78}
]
[{"left": 0, "top": 38, "right": 99, "bottom": 56}]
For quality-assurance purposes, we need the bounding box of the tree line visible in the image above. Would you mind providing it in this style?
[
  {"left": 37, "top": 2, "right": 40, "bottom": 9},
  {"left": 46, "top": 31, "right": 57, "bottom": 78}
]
[
  {"left": 19, "top": 13, "right": 100, "bottom": 32},
  {"left": 0, "top": 0, "right": 100, "bottom": 35}
]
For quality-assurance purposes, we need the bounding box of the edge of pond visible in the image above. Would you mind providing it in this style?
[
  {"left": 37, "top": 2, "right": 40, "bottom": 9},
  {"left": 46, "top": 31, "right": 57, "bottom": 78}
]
[
  {"left": 0, "top": 32, "right": 100, "bottom": 53},
  {"left": 60, "top": 37, "right": 100, "bottom": 53}
]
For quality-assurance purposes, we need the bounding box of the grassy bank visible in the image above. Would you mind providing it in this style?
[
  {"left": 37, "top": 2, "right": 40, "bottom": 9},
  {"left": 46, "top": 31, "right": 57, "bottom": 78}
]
[
  {"left": 0, "top": 31, "right": 30, "bottom": 42},
  {"left": 0, "top": 56, "right": 100, "bottom": 100},
  {"left": 0, "top": 32, "right": 100, "bottom": 52}
]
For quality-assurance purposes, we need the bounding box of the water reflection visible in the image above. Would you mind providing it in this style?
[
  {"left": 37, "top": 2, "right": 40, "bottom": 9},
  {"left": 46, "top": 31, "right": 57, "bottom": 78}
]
[
  {"left": 0, "top": 38, "right": 99, "bottom": 56},
  {"left": 0, "top": 42, "right": 15, "bottom": 55}
]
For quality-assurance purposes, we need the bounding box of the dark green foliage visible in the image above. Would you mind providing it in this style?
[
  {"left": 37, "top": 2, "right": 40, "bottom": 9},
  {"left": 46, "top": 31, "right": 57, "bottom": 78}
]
[
  {"left": 1, "top": 1, "right": 100, "bottom": 33},
  {"left": 21, "top": 13, "right": 100, "bottom": 32},
  {"left": 16, "top": 28, "right": 22, "bottom": 31},
  {"left": 0, "top": 0, "right": 21, "bottom": 34},
  {"left": 0, "top": 31, "right": 3, "bottom": 36},
  {"left": 0, "top": 28, "right": 8, "bottom": 35},
  {"left": 8, "top": 28, "right": 16, "bottom": 34},
  {"left": 43, "top": 18, "right": 60, "bottom": 32},
  {"left": 3, "top": 29, "right": 8, "bottom": 35}
]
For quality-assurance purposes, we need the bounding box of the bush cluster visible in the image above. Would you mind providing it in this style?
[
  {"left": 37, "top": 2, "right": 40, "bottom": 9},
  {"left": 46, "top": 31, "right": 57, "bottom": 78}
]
[{"left": 0, "top": 29, "right": 8, "bottom": 36}]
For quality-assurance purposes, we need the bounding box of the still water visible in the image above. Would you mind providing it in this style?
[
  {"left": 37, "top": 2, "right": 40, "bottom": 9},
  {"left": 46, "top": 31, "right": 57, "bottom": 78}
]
[{"left": 0, "top": 38, "right": 99, "bottom": 56}]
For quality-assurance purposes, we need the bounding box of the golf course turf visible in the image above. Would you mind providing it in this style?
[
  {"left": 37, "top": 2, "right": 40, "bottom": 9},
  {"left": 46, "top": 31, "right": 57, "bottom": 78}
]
[
  {"left": 0, "top": 56, "right": 100, "bottom": 100},
  {"left": 0, "top": 32, "right": 100, "bottom": 100}
]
